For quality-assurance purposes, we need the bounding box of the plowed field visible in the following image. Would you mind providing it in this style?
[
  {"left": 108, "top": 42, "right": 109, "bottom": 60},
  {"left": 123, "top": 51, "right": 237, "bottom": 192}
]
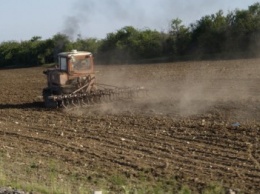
[{"left": 0, "top": 59, "right": 260, "bottom": 193}]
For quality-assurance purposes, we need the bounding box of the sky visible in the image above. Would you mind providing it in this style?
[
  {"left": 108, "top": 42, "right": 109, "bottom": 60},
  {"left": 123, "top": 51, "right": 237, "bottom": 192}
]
[{"left": 0, "top": 0, "right": 258, "bottom": 42}]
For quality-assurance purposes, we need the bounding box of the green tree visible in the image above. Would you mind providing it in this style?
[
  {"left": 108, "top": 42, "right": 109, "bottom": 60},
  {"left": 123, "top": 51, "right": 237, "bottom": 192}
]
[
  {"left": 226, "top": 3, "right": 260, "bottom": 56},
  {"left": 0, "top": 41, "right": 20, "bottom": 66},
  {"left": 168, "top": 18, "right": 191, "bottom": 57},
  {"left": 51, "top": 33, "right": 72, "bottom": 62},
  {"left": 132, "top": 29, "right": 163, "bottom": 59},
  {"left": 98, "top": 26, "right": 139, "bottom": 63},
  {"left": 190, "top": 10, "right": 227, "bottom": 57},
  {"left": 98, "top": 26, "right": 164, "bottom": 63}
]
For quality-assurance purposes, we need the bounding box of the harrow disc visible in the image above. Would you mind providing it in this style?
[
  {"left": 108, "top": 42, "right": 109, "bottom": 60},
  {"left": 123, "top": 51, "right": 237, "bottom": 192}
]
[{"left": 47, "top": 86, "right": 148, "bottom": 109}]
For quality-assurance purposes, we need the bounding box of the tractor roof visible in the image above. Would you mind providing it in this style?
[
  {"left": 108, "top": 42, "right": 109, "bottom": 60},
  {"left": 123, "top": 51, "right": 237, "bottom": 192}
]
[{"left": 58, "top": 50, "right": 92, "bottom": 57}]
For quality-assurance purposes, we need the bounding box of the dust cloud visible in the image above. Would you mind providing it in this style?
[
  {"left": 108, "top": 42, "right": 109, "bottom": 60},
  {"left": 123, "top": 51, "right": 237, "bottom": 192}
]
[{"left": 67, "top": 59, "right": 260, "bottom": 121}]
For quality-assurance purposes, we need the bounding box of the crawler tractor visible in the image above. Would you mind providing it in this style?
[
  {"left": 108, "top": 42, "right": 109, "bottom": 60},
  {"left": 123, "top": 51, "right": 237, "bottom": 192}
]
[{"left": 43, "top": 50, "right": 145, "bottom": 108}]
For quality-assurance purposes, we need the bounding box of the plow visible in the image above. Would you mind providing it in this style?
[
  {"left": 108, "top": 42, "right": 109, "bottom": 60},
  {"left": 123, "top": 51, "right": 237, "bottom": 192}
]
[{"left": 42, "top": 50, "right": 147, "bottom": 108}]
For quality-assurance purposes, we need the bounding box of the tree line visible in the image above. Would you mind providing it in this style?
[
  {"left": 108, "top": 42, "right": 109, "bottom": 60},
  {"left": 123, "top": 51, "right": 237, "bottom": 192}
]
[{"left": 1, "top": 3, "right": 260, "bottom": 67}]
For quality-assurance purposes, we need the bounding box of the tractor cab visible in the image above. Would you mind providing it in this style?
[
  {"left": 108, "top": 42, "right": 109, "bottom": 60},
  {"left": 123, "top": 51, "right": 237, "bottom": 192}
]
[
  {"left": 44, "top": 50, "right": 95, "bottom": 87},
  {"left": 58, "top": 50, "right": 94, "bottom": 75}
]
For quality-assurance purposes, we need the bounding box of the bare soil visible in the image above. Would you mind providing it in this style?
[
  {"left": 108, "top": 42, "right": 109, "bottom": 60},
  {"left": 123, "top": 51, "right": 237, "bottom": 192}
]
[{"left": 0, "top": 59, "right": 260, "bottom": 193}]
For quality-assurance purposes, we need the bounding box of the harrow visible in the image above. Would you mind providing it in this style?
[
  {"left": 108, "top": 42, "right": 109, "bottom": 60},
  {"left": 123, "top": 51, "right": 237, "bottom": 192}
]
[{"left": 48, "top": 84, "right": 147, "bottom": 108}]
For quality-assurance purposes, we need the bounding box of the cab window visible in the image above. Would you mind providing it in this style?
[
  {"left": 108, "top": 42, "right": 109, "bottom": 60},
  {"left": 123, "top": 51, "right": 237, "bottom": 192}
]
[
  {"left": 59, "top": 57, "right": 67, "bottom": 71},
  {"left": 71, "top": 57, "right": 91, "bottom": 72}
]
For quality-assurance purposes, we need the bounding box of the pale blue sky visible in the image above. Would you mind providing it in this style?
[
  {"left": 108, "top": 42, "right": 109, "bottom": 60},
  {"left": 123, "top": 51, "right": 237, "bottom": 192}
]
[{"left": 0, "top": 0, "right": 258, "bottom": 42}]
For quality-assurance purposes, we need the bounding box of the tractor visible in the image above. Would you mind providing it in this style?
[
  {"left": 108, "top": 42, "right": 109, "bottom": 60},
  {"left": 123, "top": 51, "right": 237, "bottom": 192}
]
[{"left": 42, "top": 50, "right": 145, "bottom": 108}]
